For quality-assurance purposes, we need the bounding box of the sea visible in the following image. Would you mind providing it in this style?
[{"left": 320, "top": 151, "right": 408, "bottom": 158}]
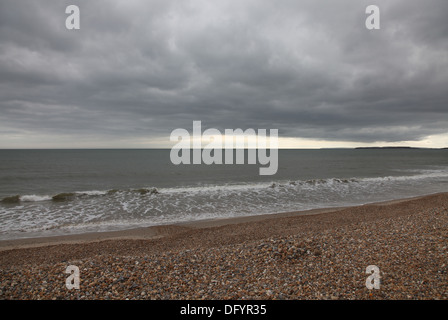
[{"left": 0, "top": 148, "right": 447, "bottom": 240}]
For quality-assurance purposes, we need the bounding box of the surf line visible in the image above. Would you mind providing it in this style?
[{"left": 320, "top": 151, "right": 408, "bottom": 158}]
[{"left": 170, "top": 121, "right": 278, "bottom": 175}]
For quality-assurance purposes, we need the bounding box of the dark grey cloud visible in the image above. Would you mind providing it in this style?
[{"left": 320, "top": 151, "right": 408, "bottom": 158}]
[{"left": 0, "top": 0, "right": 447, "bottom": 147}]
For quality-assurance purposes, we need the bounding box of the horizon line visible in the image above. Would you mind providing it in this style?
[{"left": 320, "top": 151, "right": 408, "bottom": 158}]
[{"left": 0, "top": 146, "right": 446, "bottom": 150}]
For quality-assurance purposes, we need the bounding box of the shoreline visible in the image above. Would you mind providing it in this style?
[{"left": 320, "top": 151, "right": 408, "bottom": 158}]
[
  {"left": 0, "top": 192, "right": 440, "bottom": 251},
  {"left": 0, "top": 206, "right": 344, "bottom": 251},
  {"left": 1, "top": 191, "right": 447, "bottom": 299}
]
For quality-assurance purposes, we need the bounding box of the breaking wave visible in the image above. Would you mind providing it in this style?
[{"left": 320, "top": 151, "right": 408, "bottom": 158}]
[{"left": 1, "top": 168, "right": 447, "bottom": 240}]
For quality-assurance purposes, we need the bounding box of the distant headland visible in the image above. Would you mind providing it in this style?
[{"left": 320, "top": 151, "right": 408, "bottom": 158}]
[
  {"left": 355, "top": 146, "right": 415, "bottom": 149},
  {"left": 355, "top": 146, "right": 447, "bottom": 150}
]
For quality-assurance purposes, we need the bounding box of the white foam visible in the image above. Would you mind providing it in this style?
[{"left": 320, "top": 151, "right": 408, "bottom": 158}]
[
  {"left": 20, "top": 195, "right": 52, "bottom": 202},
  {"left": 76, "top": 190, "right": 109, "bottom": 196},
  {"left": 159, "top": 182, "right": 271, "bottom": 194},
  {"left": 361, "top": 169, "right": 448, "bottom": 183}
]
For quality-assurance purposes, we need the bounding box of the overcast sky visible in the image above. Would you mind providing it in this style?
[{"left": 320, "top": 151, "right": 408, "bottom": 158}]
[{"left": 1, "top": 0, "right": 447, "bottom": 148}]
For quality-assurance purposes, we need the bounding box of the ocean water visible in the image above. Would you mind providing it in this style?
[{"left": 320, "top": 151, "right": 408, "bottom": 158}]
[{"left": 0, "top": 149, "right": 447, "bottom": 240}]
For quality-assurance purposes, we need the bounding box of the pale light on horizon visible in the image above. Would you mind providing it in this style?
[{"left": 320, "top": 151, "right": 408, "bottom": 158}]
[{"left": 1, "top": 132, "right": 447, "bottom": 149}]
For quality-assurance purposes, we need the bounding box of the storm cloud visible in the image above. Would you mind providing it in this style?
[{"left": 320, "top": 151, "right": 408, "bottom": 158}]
[{"left": 1, "top": 0, "right": 447, "bottom": 147}]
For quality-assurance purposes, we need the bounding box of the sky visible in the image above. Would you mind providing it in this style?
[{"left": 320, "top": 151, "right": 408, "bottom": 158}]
[{"left": 0, "top": 0, "right": 447, "bottom": 149}]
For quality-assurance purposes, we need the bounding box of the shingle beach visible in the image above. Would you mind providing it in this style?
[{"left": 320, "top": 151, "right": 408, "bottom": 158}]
[{"left": 1, "top": 193, "right": 447, "bottom": 300}]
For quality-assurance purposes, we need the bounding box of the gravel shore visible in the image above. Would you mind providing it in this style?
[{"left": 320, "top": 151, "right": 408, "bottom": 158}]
[{"left": 1, "top": 193, "right": 447, "bottom": 300}]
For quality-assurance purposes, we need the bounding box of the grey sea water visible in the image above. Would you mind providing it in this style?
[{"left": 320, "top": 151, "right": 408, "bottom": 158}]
[{"left": 0, "top": 149, "right": 447, "bottom": 240}]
